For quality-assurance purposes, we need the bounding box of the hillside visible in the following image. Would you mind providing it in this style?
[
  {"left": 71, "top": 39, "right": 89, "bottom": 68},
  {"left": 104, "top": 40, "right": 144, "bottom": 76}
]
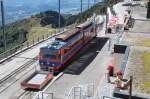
[
  {"left": 0, "top": 10, "right": 65, "bottom": 53},
  {"left": 0, "top": 1, "right": 115, "bottom": 54}
]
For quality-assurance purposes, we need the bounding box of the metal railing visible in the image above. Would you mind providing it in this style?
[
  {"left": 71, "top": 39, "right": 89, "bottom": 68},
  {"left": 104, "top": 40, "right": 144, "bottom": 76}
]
[
  {"left": 0, "top": 30, "right": 66, "bottom": 63},
  {"left": 0, "top": 32, "right": 53, "bottom": 60},
  {"left": 66, "top": 83, "right": 94, "bottom": 99},
  {"left": 36, "top": 92, "right": 54, "bottom": 99}
]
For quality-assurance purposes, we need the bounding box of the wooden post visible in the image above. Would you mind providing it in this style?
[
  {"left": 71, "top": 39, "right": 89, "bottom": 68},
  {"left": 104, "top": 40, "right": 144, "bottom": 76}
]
[
  {"left": 80, "top": 0, "right": 83, "bottom": 23},
  {"left": 129, "top": 76, "right": 133, "bottom": 99},
  {"left": 47, "top": 34, "right": 49, "bottom": 38},
  {"left": 58, "top": 0, "right": 60, "bottom": 32},
  {"left": 32, "top": 38, "right": 34, "bottom": 45},
  {"left": 26, "top": 42, "right": 29, "bottom": 47},
  {"left": 147, "top": 0, "right": 150, "bottom": 19},
  {"left": 42, "top": 35, "right": 44, "bottom": 40},
  {"left": 38, "top": 37, "right": 39, "bottom": 42},
  {"left": 1, "top": 1, "right": 6, "bottom": 51}
]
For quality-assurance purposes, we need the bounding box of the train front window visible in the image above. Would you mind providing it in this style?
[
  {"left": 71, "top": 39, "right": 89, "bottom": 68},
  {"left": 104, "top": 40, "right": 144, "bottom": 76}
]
[
  {"left": 40, "top": 49, "right": 57, "bottom": 59},
  {"left": 43, "top": 53, "right": 57, "bottom": 59}
]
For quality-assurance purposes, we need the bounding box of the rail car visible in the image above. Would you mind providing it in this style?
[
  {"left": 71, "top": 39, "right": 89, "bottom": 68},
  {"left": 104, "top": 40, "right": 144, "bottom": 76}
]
[
  {"left": 21, "top": 71, "right": 53, "bottom": 90},
  {"left": 39, "top": 20, "right": 99, "bottom": 72}
]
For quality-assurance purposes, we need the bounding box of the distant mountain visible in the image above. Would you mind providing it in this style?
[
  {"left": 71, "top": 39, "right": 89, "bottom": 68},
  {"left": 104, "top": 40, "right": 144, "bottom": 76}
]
[{"left": 3, "top": 0, "right": 100, "bottom": 23}]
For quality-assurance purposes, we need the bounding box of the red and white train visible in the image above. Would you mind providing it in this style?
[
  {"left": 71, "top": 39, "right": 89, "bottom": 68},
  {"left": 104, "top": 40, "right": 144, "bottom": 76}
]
[{"left": 39, "top": 17, "right": 103, "bottom": 73}]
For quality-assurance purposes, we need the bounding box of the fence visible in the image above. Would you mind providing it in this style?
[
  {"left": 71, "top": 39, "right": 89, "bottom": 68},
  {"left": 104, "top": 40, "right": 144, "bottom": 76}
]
[
  {"left": 66, "top": 83, "right": 94, "bottom": 99},
  {"left": 120, "top": 46, "right": 130, "bottom": 74},
  {"left": 36, "top": 92, "right": 54, "bottom": 99},
  {"left": 0, "top": 30, "right": 65, "bottom": 63},
  {"left": 18, "top": 91, "right": 53, "bottom": 99}
]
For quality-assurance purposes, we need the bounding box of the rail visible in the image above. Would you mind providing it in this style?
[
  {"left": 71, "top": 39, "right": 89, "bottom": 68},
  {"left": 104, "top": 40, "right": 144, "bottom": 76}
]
[
  {"left": 16, "top": 90, "right": 37, "bottom": 99},
  {"left": 0, "top": 59, "right": 36, "bottom": 84},
  {"left": 0, "top": 60, "right": 37, "bottom": 93},
  {"left": 16, "top": 91, "right": 31, "bottom": 99}
]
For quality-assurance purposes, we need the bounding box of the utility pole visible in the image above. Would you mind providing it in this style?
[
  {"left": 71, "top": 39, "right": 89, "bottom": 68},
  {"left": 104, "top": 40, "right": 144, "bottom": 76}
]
[
  {"left": 88, "top": 0, "right": 90, "bottom": 9},
  {"left": 80, "top": 0, "right": 83, "bottom": 23},
  {"left": 105, "top": 0, "right": 108, "bottom": 34},
  {"left": 0, "top": 0, "right": 6, "bottom": 51},
  {"left": 94, "top": 0, "right": 96, "bottom": 5},
  {"left": 58, "top": 0, "right": 61, "bottom": 32}
]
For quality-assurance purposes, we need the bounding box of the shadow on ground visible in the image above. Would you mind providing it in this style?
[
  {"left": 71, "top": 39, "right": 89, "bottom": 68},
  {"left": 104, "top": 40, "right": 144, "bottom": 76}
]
[{"left": 63, "top": 37, "right": 108, "bottom": 75}]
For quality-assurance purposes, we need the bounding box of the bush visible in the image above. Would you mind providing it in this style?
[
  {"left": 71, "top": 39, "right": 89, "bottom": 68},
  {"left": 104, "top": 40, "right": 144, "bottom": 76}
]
[{"left": 40, "top": 11, "right": 65, "bottom": 28}]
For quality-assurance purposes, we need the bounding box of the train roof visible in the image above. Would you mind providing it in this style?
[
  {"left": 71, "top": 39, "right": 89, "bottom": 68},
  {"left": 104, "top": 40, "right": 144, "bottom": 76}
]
[
  {"left": 76, "top": 21, "right": 93, "bottom": 29},
  {"left": 41, "top": 41, "right": 66, "bottom": 50},
  {"left": 55, "top": 29, "right": 79, "bottom": 41}
]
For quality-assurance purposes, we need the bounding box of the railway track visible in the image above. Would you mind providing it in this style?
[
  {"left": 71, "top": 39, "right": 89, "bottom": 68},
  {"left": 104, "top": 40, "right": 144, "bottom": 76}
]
[
  {"left": 0, "top": 30, "right": 67, "bottom": 86},
  {"left": 0, "top": 58, "right": 37, "bottom": 93},
  {"left": 16, "top": 90, "right": 31, "bottom": 99},
  {"left": 0, "top": 31, "right": 67, "bottom": 99},
  {"left": 16, "top": 90, "right": 37, "bottom": 99}
]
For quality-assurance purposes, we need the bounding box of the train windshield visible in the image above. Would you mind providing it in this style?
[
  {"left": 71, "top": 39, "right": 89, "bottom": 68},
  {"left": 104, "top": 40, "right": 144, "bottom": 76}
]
[{"left": 40, "top": 48, "right": 57, "bottom": 59}]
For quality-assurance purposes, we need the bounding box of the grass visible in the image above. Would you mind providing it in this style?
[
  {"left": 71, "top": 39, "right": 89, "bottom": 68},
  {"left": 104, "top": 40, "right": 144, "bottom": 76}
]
[
  {"left": 140, "top": 52, "right": 150, "bottom": 93},
  {"left": 142, "top": 82, "right": 150, "bottom": 87},
  {"left": 26, "top": 26, "right": 56, "bottom": 43},
  {"left": 141, "top": 52, "right": 150, "bottom": 73},
  {"left": 140, "top": 81, "right": 150, "bottom": 94},
  {"left": 140, "top": 39, "right": 150, "bottom": 47}
]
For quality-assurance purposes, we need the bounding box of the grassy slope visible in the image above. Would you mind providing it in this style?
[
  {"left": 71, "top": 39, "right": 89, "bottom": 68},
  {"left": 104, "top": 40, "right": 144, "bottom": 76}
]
[
  {"left": 27, "top": 26, "right": 56, "bottom": 43},
  {"left": 140, "top": 39, "right": 150, "bottom": 47},
  {"left": 140, "top": 52, "right": 150, "bottom": 93},
  {"left": 0, "top": 11, "right": 59, "bottom": 53},
  {"left": 141, "top": 52, "right": 150, "bottom": 73}
]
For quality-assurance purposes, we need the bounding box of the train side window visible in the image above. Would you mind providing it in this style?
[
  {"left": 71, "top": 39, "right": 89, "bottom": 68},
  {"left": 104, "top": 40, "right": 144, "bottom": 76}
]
[
  {"left": 58, "top": 54, "right": 61, "bottom": 60},
  {"left": 64, "top": 49, "right": 68, "bottom": 54},
  {"left": 43, "top": 54, "right": 50, "bottom": 58},
  {"left": 64, "top": 48, "right": 70, "bottom": 54},
  {"left": 50, "top": 55, "right": 57, "bottom": 59}
]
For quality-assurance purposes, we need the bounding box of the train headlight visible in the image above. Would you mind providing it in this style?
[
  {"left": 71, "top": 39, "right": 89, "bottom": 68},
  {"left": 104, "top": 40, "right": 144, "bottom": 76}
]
[
  {"left": 52, "top": 64, "right": 55, "bottom": 67},
  {"left": 41, "top": 62, "right": 44, "bottom": 65}
]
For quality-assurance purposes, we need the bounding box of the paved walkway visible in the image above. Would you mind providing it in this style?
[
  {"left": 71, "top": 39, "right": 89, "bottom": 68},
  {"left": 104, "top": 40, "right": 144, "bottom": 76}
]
[{"left": 94, "top": 1, "right": 129, "bottom": 98}]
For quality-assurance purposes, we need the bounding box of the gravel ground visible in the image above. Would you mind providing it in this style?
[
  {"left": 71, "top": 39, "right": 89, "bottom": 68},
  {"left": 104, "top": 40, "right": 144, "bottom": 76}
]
[
  {"left": 122, "top": 32, "right": 150, "bottom": 46},
  {"left": 131, "top": 20, "right": 150, "bottom": 33},
  {"left": 124, "top": 46, "right": 150, "bottom": 94},
  {"left": 131, "top": 6, "right": 147, "bottom": 20}
]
